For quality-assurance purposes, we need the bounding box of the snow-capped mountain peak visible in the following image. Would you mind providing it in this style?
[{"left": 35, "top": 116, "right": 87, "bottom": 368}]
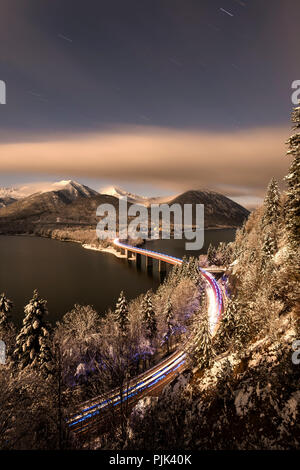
[
  {"left": 100, "top": 186, "right": 148, "bottom": 204},
  {"left": 100, "top": 185, "right": 178, "bottom": 206},
  {"left": 0, "top": 180, "right": 98, "bottom": 208},
  {"left": 0, "top": 187, "right": 25, "bottom": 199},
  {"left": 47, "top": 180, "right": 98, "bottom": 198},
  {"left": 27, "top": 180, "right": 99, "bottom": 202}
]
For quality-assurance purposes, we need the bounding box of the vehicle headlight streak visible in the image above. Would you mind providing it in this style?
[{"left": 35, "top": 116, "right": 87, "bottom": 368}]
[{"left": 67, "top": 239, "right": 224, "bottom": 432}]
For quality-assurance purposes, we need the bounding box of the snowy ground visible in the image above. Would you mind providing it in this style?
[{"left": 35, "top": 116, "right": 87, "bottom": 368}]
[{"left": 82, "top": 243, "right": 128, "bottom": 259}]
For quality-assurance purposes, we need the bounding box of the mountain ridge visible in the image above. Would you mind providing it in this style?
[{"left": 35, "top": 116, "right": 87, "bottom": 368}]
[
  {"left": 0, "top": 180, "right": 98, "bottom": 208},
  {"left": 0, "top": 180, "right": 249, "bottom": 246}
]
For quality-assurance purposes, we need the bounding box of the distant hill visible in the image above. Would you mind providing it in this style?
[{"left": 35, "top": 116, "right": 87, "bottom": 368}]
[
  {"left": 169, "top": 190, "right": 249, "bottom": 227},
  {"left": 101, "top": 186, "right": 249, "bottom": 227},
  {"left": 0, "top": 180, "right": 98, "bottom": 217},
  {"left": 0, "top": 181, "right": 128, "bottom": 244},
  {"left": 0, "top": 180, "right": 98, "bottom": 208}
]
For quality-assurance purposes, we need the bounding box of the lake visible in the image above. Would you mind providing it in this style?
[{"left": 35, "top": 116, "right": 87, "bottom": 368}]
[
  {"left": 0, "top": 229, "right": 236, "bottom": 326},
  {"left": 144, "top": 228, "right": 236, "bottom": 259}
]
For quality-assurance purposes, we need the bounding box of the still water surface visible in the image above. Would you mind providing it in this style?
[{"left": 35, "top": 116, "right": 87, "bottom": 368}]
[{"left": 0, "top": 229, "right": 235, "bottom": 326}]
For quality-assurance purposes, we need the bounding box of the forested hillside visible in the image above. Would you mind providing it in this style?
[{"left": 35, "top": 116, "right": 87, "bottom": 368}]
[{"left": 121, "top": 106, "right": 300, "bottom": 451}]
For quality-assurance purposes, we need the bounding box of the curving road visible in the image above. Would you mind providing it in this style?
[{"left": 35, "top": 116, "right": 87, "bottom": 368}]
[{"left": 68, "top": 239, "right": 224, "bottom": 433}]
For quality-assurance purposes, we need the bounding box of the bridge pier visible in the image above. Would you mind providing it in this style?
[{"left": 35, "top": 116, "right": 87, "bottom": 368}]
[
  {"left": 136, "top": 252, "right": 142, "bottom": 269},
  {"left": 145, "top": 255, "right": 153, "bottom": 271},
  {"left": 158, "top": 259, "right": 166, "bottom": 273}
]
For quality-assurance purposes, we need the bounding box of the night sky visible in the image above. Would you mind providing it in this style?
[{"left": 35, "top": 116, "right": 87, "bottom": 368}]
[{"left": 0, "top": 0, "right": 299, "bottom": 206}]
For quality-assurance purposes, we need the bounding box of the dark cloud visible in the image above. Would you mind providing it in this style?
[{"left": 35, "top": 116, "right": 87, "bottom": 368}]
[{"left": 0, "top": 126, "right": 289, "bottom": 202}]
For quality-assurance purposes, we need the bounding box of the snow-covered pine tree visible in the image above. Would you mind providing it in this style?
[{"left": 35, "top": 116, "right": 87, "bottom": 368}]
[
  {"left": 163, "top": 298, "right": 174, "bottom": 353},
  {"left": 207, "top": 244, "right": 216, "bottom": 266},
  {"left": 262, "top": 177, "right": 281, "bottom": 228},
  {"left": 234, "top": 307, "right": 252, "bottom": 350},
  {"left": 199, "top": 290, "right": 206, "bottom": 307},
  {"left": 185, "top": 257, "right": 193, "bottom": 279},
  {"left": 180, "top": 256, "right": 189, "bottom": 278},
  {"left": 166, "top": 263, "right": 179, "bottom": 288},
  {"left": 217, "top": 295, "right": 252, "bottom": 352},
  {"left": 187, "top": 257, "right": 200, "bottom": 283},
  {"left": 262, "top": 226, "right": 277, "bottom": 263},
  {"left": 164, "top": 260, "right": 186, "bottom": 289},
  {"left": 14, "top": 290, "right": 52, "bottom": 373},
  {"left": 0, "top": 293, "right": 13, "bottom": 330},
  {"left": 215, "top": 242, "right": 227, "bottom": 266},
  {"left": 114, "top": 291, "right": 129, "bottom": 333},
  {"left": 0, "top": 293, "right": 15, "bottom": 359},
  {"left": 215, "top": 358, "right": 233, "bottom": 401},
  {"left": 215, "top": 296, "right": 239, "bottom": 352},
  {"left": 192, "top": 310, "right": 214, "bottom": 369},
  {"left": 260, "top": 178, "right": 280, "bottom": 267},
  {"left": 285, "top": 105, "right": 300, "bottom": 251},
  {"left": 142, "top": 291, "right": 157, "bottom": 340}
]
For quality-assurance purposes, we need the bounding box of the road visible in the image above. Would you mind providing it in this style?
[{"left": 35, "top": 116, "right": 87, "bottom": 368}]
[{"left": 67, "top": 239, "right": 224, "bottom": 434}]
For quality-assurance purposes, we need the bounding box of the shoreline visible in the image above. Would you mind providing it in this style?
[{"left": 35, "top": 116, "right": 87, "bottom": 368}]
[
  {"left": 0, "top": 225, "right": 237, "bottom": 261},
  {"left": 82, "top": 243, "right": 127, "bottom": 259},
  {"left": 0, "top": 232, "right": 129, "bottom": 259}
]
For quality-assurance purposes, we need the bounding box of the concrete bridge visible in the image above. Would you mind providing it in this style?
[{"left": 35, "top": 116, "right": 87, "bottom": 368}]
[{"left": 113, "top": 239, "right": 225, "bottom": 275}]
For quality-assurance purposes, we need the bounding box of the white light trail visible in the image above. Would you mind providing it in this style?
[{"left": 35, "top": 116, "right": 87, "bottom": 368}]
[{"left": 220, "top": 7, "right": 234, "bottom": 17}]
